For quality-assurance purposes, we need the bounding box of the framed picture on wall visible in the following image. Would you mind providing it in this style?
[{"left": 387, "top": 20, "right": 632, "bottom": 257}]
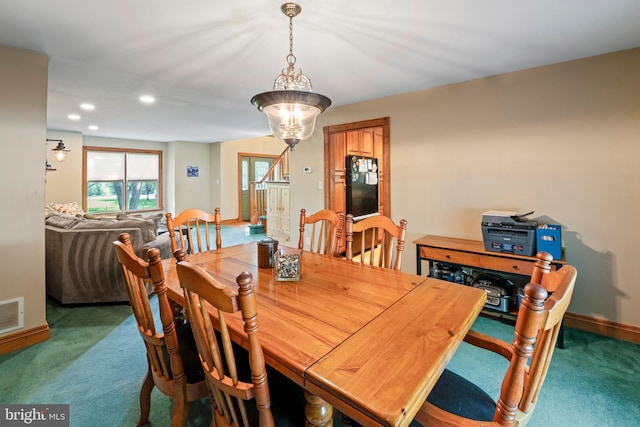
[{"left": 187, "top": 166, "right": 198, "bottom": 177}]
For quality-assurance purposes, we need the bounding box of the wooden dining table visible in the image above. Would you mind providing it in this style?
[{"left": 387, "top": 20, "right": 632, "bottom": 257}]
[{"left": 162, "top": 242, "right": 487, "bottom": 427}]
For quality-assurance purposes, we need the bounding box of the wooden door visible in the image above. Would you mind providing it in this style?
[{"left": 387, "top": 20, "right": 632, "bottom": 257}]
[
  {"left": 373, "top": 127, "right": 385, "bottom": 217},
  {"left": 324, "top": 117, "right": 391, "bottom": 252},
  {"left": 328, "top": 131, "right": 347, "bottom": 222}
]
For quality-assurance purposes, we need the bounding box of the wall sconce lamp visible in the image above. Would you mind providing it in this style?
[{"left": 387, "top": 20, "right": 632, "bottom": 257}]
[
  {"left": 251, "top": 3, "right": 331, "bottom": 151},
  {"left": 47, "top": 139, "right": 70, "bottom": 162}
]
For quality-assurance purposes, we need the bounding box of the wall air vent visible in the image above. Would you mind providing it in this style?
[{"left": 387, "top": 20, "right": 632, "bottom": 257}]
[{"left": 0, "top": 297, "right": 24, "bottom": 334}]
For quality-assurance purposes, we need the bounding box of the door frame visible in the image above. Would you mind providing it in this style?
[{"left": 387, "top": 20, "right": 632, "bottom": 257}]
[
  {"left": 237, "top": 152, "right": 279, "bottom": 222},
  {"left": 323, "top": 117, "right": 391, "bottom": 217}
]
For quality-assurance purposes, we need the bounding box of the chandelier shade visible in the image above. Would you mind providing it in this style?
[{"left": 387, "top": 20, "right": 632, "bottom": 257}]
[
  {"left": 251, "top": 90, "right": 331, "bottom": 150},
  {"left": 251, "top": 3, "right": 331, "bottom": 150}
]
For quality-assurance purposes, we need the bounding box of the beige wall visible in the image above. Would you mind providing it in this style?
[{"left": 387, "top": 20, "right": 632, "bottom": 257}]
[
  {"left": 169, "top": 141, "right": 211, "bottom": 214},
  {"left": 289, "top": 47, "right": 640, "bottom": 328},
  {"left": 218, "top": 136, "right": 287, "bottom": 220},
  {"left": 0, "top": 45, "right": 48, "bottom": 336},
  {"left": 45, "top": 131, "right": 83, "bottom": 205}
]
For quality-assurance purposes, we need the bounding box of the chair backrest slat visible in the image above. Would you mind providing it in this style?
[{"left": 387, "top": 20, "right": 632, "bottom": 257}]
[
  {"left": 166, "top": 208, "right": 222, "bottom": 255},
  {"left": 298, "top": 208, "right": 345, "bottom": 256},
  {"left": 345, "top": 214, "right": 407, "bottom": 270}
]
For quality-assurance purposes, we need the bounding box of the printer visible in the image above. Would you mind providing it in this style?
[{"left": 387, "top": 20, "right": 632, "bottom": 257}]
[{"left": 481, "top": 210, "right": 537, "bottom": 256}]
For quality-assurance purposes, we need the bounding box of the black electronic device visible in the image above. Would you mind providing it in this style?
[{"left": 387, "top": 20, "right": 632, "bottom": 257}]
[
  {"left": 481, "top": 210, "right": 537, "bottom": 256},
  {"left": 429, "top": 263, "right": 468, "bottom": 285},
  {"left": 469, "top": 272, "right": 515, "bottom": 313}
]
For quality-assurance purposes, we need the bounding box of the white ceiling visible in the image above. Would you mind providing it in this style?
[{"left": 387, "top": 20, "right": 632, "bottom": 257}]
[{"left": 1, "top": 0, "right": 639, "bottom": 143}]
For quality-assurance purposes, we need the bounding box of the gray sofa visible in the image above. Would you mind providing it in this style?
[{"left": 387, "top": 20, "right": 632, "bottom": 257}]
[{"left": 45, "top": 212, "right": 173, "bottom": 304}]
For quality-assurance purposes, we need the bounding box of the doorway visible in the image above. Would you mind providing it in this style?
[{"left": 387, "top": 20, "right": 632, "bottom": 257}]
[
  {"left": 238, "top": 154, "right": 278, "bottom": 221},
  {"left": 323, "top": 117, "right": 391, "bottom": 252},
  {"left": 323, "top": 117, "right": 391, "bottom": 216}
]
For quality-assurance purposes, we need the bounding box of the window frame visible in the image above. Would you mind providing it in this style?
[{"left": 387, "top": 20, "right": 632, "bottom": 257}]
[{"left": 82, "top": 146, "right": 163, "bottom": 214}]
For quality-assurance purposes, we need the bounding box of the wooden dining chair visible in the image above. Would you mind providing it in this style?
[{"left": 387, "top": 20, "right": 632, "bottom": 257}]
[
  {"left": 112, "top": 233, "right": 210, "bottom": 427},
  {"left": 414, "top": 252, "right": 578, "bottom": 427},
  {"left": 175, "top": 251, "right": 304, "bottom": 426},
  {"left": 298, "top": 208, "right": 345, "bottom": 256},
  {"left": 345, "top": 214, "right": 407, "bottom": 270},
  {"left": 166, "top": 208, "right": 222, "bottom": 254}
]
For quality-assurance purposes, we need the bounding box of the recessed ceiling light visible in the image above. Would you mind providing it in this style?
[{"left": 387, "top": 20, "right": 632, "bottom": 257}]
[
  {"left": 80, "top": 103, "right": 95, "bottom": 110},
  {"left": 139, "top": 95, "right": 155, "bottom": 104},
  {"left": 68, "top": 114, "right": 81, "bottom": 120},
  {"left": 88, "top": 125, "right": 99, "bottom": 130}
]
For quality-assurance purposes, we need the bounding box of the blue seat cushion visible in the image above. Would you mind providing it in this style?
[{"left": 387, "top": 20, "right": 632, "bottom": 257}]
[{"left": 426, "top": 369, "right": 496, "bottom": 422}]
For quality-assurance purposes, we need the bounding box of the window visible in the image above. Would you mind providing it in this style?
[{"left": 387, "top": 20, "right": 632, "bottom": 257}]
[
  {"left": 254, "top": 160, "right": 271, "bottom": 190},
  {"left": 83, "top": 147, "right": 162, "bottom": 214},
  {"left": 242, "top": 160, "right": 249, "bottom": 191}
]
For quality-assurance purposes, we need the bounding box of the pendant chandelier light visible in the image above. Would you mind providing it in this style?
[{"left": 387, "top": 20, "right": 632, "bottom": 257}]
[
  {"left": 251, "top": 3, "right": 331, "bottom": 150},
  {"left": 47, "top": 139, "right": 70, "bottom": 162}
]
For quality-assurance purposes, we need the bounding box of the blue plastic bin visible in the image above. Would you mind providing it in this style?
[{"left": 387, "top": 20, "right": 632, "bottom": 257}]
[{"left": 536, "top": 224, "right": 562, "bottom": 260}]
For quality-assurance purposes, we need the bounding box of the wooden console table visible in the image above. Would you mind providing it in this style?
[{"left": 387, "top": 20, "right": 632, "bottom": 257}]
[{"left": 413, "top": 234, "right": 567, "bottom": 347}]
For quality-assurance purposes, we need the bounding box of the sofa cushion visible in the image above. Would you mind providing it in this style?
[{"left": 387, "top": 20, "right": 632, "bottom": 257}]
[
  {"left": 47, "top": 215, "right": 154, "bottom": 243},
  {"left": 116, "top": 212, "right": 162, "bottom": 229},
  {"left": 148, "top": 213, "right": 163, "bottom": 232},
  {"left": 83, "top": 213, "right": 106, "bottom": 220},
  {"left": 45, "top": 211, "right": 161, "bottom": 243},
  {"left": 69, "top": 218, "right": 118, "bottom": 229},
  {"left": 45, "top": 212, "right": 84, "bottom": 229},
  {"left": 116, "top": 213, "right": 163, "bottom": 242},
  {"left": 65, "top": 219, "right": 156, "bottom": 243},
  {"left": 140, "top": 232, "right": 173, "bottom": 260}
]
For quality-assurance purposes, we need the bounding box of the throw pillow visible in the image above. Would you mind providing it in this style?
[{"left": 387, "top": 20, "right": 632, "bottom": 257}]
[{"left": 46, "top": 202, "right": 85, "bottom": 217}]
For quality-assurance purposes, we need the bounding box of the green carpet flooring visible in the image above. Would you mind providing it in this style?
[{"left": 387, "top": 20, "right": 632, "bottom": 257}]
[{"left": 1, "top": 225, "right": 638, "bottom": 426}]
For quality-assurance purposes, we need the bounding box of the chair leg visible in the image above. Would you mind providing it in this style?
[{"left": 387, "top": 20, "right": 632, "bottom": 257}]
[
  {"left": 171, "top": 391, "right": 189, "bottom": 427},
  {"left": 138, "top": 366, "right": 154, "bottom": 427}
]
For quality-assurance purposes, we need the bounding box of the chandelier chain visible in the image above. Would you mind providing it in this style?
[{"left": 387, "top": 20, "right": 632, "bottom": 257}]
[{"left": 287, "top": 15, "right": 296, "bottom": 71}]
